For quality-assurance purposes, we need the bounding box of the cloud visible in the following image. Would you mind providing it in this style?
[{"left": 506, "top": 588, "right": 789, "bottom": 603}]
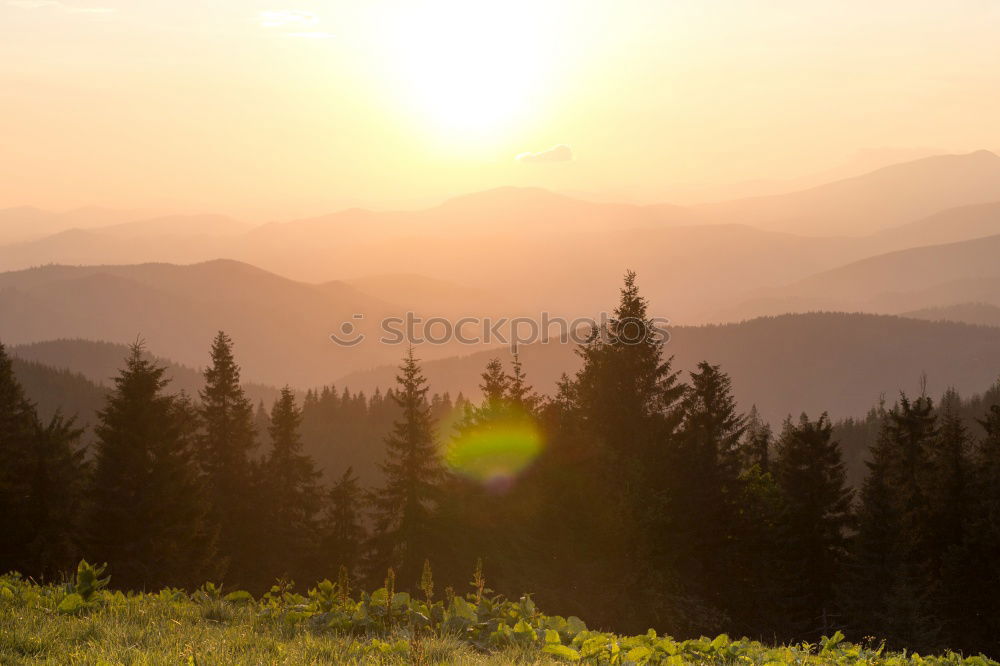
[
  {"left": 258, "top": 9, "right": 318, "bottom": 28},
  {"left": 7, "top": 0, "right": 113, "bottom": 12},
  {"left": 286, "top": 31, "right": 334, "bottom": 39},
  {"left": 516, "top": 144, "right": 573, "bottom": 164}
]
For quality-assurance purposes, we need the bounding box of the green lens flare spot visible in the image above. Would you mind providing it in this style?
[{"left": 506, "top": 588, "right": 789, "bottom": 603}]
[{"left": 445, "top": 422, "right": 543, "bottom": 484}]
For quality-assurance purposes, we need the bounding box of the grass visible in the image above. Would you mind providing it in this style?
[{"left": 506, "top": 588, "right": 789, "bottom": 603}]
[
  {"left": 1, "top": 594, "right": 552, "bottom": 664},
  {"left": 0, "top": 574, "right": 554, "bottom": 665},
  {"left": 2, "top": 565, "right": 996, "bottom": 665}
]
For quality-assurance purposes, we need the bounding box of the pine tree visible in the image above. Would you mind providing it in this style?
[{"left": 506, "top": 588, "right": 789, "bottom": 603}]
[
  {"left": 197, "top": 332, "right": 257, "bottom": 583},
  {"left": 479, "top": 358, "right": 509, "bottom": 405},
  {"left": 257, "top": 386, "right": 322, "bottom": 582},
  {"left": 845, "top": 394, "right": 939, "bottom": 651},
  {"left": 368, "top": 348, "right": 443, "bottom": 586},
  {"left": 435, "top": 356, "right": 541, "bottom": 592},
  {"left": 0, "top": 342, "right": 88, "bottom": 578},
  {"left": 743, "top": 405, "right": 772, "bottom": 472},
  {"left": 542, "top": 272, "right": 686, "bottom": 632},
  {"left": 573, "top": 271, "right": 684, "bottom": 465},
  {"left": 772, "top": 413, "right": 854, "bottom": 638},
  {"left": 508, "top": 352, "right": 540, "bottom": 413},
  {"left": 322, "top": 467, "right": 367, "bottom": 575},
  {"left": 925, "top": 389, "right": 971, "bottom": 629},
  {"left": 666, "top": 362, "right": 747, "bottom": 631},
  {"left": 949, "top": 403, "right": 1000, "bottom": 654},
  {"left": 0, "top": 341, "right": 41, "bottom": 574},
  {"left": 86, "top": 343, "right": 217, "bottom": 590},
  {"left": 253, "top": 400, "right": 270, "bottom": 448},
  {"left": 22, "top": 413, "right": 87, "bottom": 579}
]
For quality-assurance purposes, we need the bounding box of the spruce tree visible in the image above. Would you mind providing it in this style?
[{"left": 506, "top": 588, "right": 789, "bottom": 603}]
[
  {"left": 253, "top": 400, "right": 270, "bottom": 449},
  {"left": 197, "top": 331, "right": 257, "bottom": 582},
  {"left": 950, "top": 403, "right": 1000, "bottom": 654},
  {"left": 0, "top": 342, "right": 87, "bottom": 578},
  {"left": 743, "top": 405, "right": 772, "bottom": 472},
  {"left": 924, "top": 389, "right": 971, "bottom": 636},
  {"left": 0, "top": 341, "right": 41, "bottom": 574},
  {"left": 772, "top": 413, "right": 853, "bottom": 637},
  {"left": 258, "top": 386, "right": 322, "bottom": 582},
  {"left": 845, "top": 394, "right": 939, "bottom": 651},
  {"left": 322, "top": 467, "right": 367, "bottom": 575},
  {"left": 86, "top": 343, "right": 217, "bottom": 590},
  {"left": 667, "top": 362, "right": 747, "bottom": 632},
  {"left": 368, "top": 348, "right": 443, "bottom": 586},
  {"left": 544, "top": 273, "right": 686, "bottom": 632},
  {"left": 507, "top": 352, "right": 540, "bottom": 413},
  {"left": 22, "top": 413, "right": 87, "bottom": 579},
  {"left": 436, "top": 356, "right": 539, "bottom": 590},
  {"left": 573, "top": 271, "right": 684, "bottom": 465}
]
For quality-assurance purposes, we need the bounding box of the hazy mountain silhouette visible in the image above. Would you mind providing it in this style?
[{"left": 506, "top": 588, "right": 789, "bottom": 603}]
[
  {"left": 9, "top": 355, "right": 108, "bottom": 443},
  {"left": 871, "top": 200, "right": 1000, "bottom": 250},
  {"left": 6, "top": 152, "right": 1000, "bottom": 327},
  {"left": 717, "top": 233, "right": 1000, "bottom": 320},
  {"left": 0, "top": 206, "right": 142, "bottom": 244},
  {"left": 339, "top": 312, "right": 1000, "bottom": 426},
  {"left": 10, "top": 339, "right": 282, "bottom": 407},
  {"left": 97, "top": 214, "right": 252, "bottom": 238},
  {"left": 698, "top": 150, "right": 1000, "bottom": 236},
  {"left": 900, "top": 302, "right": 1000, "bottom": 328},
  {"left": 0, "top": 260, "right": 521, "bottom": 387},
  {"left": 345, "top": 274, "right": 519, "bottom": 320}
]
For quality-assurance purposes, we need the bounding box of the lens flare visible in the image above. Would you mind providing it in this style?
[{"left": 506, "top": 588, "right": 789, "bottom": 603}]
[{"left": 444, "top": 418, "right": 543, "bottom": 489}]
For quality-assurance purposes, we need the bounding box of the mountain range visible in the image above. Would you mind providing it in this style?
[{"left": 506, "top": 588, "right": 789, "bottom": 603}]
[
  {"left": 4, "top": 149, "right": 1000, "bottom": 423},
  {"left": 4, "top": 150, "right": 1000, "bottom": 324}
]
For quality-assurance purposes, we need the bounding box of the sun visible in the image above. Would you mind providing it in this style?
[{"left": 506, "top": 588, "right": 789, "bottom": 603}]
[{"left": 376, "top": 0, "right": 561, "bottom": 138}]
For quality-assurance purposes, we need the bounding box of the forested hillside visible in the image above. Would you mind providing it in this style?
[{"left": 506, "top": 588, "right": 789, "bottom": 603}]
[{"left": 4, "top": 274, "right": 1000, "bottom": 658}]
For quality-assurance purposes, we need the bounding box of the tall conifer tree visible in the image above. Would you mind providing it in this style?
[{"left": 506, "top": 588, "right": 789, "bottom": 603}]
[
  {"left": 772, "top": 413, "right": 853, "bottom": 636},
  {"left": 197, "top": 331, "right": 257, "bottom": 581},
  {"left": 322, "top": 467, "right": 367, "bottom": 575},
  {"left": 87, "top": 343, "right": 217, "bottom": 590},
  {"left": 0, "top": 341, "right": 41, "bottom": 574},
  {"left": 258, "top": 386, "right": 322, "bottom": 581},
  {"left": 368, "top": 348, "right": 442, "bottom": 586}
]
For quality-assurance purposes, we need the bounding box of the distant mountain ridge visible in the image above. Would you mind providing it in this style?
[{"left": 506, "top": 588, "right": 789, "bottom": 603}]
[
  {"left": 717, "top": 233, "right": 1000, "bottom": 320},
  {"left": 901, "top": 303, "right": 1000, "bottom": 328},
  {"left": 0, "top": 260, "right": 524, "bottom": 388},
  {"left": 339, "top": 312, "right": 1000, "bottom": 427},
  {"left": 5, "top": 150, "right": 1000, "bottom": 328},
  {"left": 10, "top": 339, "right": 282, "bottom": 407},
  {"left": 698, "top": 150, "right": 1000, "bottom": 236},
  {"left": 0, "top": 206, "right": 145, "bottom": 244}
]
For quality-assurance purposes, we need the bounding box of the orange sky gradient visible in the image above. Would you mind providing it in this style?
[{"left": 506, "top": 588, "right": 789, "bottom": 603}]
[{"left": 2, "top": 0, "right": 1000, "bottom": 220}]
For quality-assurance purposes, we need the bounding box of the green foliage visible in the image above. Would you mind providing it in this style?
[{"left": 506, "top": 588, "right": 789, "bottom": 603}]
[
  {"left": 57, "top": 560, "right": 109, "bottom": 614},
  {"left": 4, "top": 562, "right": 993, "bottom": 664}
]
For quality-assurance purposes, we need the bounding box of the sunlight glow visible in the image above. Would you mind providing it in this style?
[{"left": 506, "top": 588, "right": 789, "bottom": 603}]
[{"left": 376, "top": 0, "right": 564, "bottom": 137}]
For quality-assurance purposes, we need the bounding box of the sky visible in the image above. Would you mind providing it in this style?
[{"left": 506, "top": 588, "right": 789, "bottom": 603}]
[{"left": 2, "top": 0, "right": 1000, "bottom": 220}]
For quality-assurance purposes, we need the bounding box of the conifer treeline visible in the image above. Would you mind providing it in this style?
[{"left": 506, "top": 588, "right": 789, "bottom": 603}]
[{"left": 1, "top": 273, "right": 999, "bottom": 657}]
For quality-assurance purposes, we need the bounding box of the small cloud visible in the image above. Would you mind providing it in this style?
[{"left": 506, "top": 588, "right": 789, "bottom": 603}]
[
  {"left": 7, "top": 0, "right": 113, "bottom": 12},
  {"left": 516, "top": 144, "right": 573, "bottom": 164},
  {"left": 258, "top": 9, "right": 318, "bottom": 28},
  {"left": 286, "top": 31, "right": 334, "bottom": 39}
]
